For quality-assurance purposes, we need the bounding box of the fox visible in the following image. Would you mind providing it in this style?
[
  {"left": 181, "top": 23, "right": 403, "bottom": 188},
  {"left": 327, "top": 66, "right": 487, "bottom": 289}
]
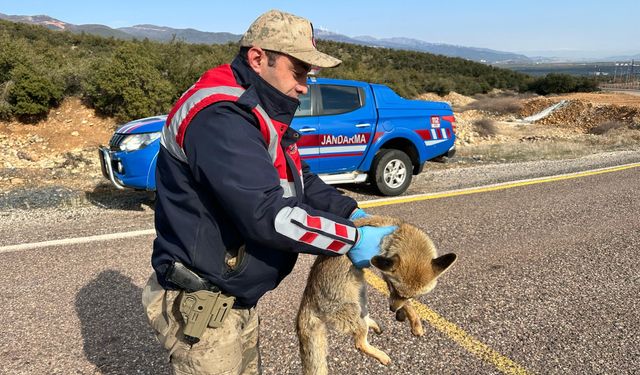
[{"left": 296, "top": 215, "right": 457, "bottom": 375}]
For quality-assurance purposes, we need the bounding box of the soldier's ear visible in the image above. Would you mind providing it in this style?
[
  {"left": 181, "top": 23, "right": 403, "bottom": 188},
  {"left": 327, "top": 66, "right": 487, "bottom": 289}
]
[
  {"left": 246, "top": 46, "right": 267, "bottom": 74},
  {"left": 371, "top": 254, "right": 400, "bottom": 272},
  {"left": 432, "top": 253, "right": 457, "bottom": 276}
]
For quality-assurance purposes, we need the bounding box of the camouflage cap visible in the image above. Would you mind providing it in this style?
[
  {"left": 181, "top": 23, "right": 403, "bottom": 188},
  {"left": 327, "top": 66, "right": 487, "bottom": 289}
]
[{"left": 240, "top": 9, "right": 341, "bottom": 68}]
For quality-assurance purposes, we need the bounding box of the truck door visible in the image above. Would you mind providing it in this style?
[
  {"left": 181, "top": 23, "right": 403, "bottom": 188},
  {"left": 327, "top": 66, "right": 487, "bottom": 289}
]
[
  {"left": 290, "top": 89, "right": 319, "bottom": 171},
  {"left": 315, "top": 84, "right": 376, "bottom": 174}
]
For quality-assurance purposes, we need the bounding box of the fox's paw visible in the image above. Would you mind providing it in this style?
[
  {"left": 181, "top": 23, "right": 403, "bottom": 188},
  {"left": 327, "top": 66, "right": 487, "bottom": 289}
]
[
  {"left": 377, "top": 352, "right": 391, "bottom": 366},
  {"left": 410, "top": 321, "right": 425, "bottom": 337},
  {"left": 356, "top": 341, "right": 391, "bottom": 365},
  {"left": 365, "top": 315, "right": 383, "bottom": 334}
]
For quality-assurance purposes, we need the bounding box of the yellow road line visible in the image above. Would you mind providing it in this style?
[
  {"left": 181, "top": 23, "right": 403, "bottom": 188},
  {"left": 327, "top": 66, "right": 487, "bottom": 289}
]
[
  {"left": 354, "top": 163, "right": 640, "bottom": 374},
  {"left": 364, "top": 271, "right": 531, "bottom": 375},
  {"left": 359, "top": 162, "right": 640, "bottom": 209},
  {"left": 360, "top": 162, "right": 640, "bottom": 372}
]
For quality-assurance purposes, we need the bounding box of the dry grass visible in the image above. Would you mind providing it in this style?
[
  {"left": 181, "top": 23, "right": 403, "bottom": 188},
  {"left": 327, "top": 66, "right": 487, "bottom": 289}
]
[
  {"left": 464, "top": 93, "right": 533, "bottom": 114},
  {"left": 588, "top": 128, "right": 640, "bottom": 146},
  {"left": 458, "top": 141, "right": 590, "bottom": 162},
  {"left": 473, "top": 118, "right": 499, "bottom": 137},
  {"left": 466, "top": 97, "right": 523, "bottom": 114},
  {"left": 457, "top": 129, "right": 640, "bottom": 164},
  {"left": 589, "top": 121, "right": 629, "bottom": 135}
]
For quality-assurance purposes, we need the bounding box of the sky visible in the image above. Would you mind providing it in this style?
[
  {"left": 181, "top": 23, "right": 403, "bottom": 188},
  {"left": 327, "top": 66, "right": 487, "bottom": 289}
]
[{"left": 1, "top": 0, "right": 639, "bottom": 57}]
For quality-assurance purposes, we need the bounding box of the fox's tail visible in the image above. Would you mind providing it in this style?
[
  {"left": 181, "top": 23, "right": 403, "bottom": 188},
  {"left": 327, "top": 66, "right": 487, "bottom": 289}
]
[{"left": 297, "top": 304, "right": 329, "bottom": 375}]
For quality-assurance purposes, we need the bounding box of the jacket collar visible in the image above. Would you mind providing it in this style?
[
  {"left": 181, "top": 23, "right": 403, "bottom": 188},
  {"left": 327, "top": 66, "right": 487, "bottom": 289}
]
[{"left": 231, "top": 55, "right": 299, "bottom": 126}]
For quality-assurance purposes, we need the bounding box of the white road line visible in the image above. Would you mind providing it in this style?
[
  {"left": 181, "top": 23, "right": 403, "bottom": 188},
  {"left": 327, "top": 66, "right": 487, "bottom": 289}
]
[
  {"left": 2, "top": 161, "right": 639, "bottom": 255},
  {"left": 360, "top": 161, "right": 640, "bottom": 207},
  {"left": 0, "top": 228, "right": 155, "bottom": 254}
]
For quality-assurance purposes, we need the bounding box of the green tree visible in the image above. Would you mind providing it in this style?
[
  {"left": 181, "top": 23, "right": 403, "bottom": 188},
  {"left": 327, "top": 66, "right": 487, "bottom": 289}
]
[
  {"left": 8, "top": 64, "right": 64, "bottom": 122},
  {"left": 86, "top": 43, "right": 174, "bottom": 122},
  {"left": 0, "top": 33, "right": 31, "bottom": 83},
  {"left": 526, "top": 73, "right": 575, "bottom": 95},
  {"left": 574, "top": 76, "right": 600, "bottom": 92}
]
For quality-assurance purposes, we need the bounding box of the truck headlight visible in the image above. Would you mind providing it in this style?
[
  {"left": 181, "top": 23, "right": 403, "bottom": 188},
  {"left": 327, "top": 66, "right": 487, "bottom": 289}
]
[{"left": 119, "top": 132, "right": 161, "bottom": 151}]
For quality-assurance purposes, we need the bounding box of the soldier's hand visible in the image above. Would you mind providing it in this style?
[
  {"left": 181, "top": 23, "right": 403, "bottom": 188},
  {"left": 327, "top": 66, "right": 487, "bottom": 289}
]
[
  {"left": 348, "top": 226, "right": 397, "bottom": 268},
  {"left": 349, "top": 208, "right": 370, "bottom": 220}
]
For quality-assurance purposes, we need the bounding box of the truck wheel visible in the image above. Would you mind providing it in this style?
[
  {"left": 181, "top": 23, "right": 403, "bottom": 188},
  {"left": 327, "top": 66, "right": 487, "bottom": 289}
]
[{"left": 371, "top": 149, "right": 412, "bottom": 196}]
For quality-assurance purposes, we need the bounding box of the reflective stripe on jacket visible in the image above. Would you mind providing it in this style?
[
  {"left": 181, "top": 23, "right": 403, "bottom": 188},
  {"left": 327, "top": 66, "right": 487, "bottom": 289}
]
[{"left": 162, "top": 64, "right": 301, "bottom": 197}]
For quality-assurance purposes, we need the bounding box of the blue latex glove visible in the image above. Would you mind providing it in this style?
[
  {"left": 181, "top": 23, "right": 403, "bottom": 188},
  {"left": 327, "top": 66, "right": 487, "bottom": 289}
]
[
  {"left": 348, "top": 225, "right": 398, "bottom": 268},
  {"left": 349, "top": 208, "right": 370, "bottom": 220}
]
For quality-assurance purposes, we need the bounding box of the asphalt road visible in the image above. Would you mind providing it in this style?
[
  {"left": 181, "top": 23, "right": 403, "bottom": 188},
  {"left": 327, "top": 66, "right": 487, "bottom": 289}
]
[{"left": 0, "top": 164, "right": 638, "bottom": 374}]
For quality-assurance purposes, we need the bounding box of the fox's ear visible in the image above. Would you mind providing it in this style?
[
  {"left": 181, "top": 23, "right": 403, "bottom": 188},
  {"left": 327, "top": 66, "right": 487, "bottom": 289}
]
[
  {"left": 432, "top": 253, "right": 457, "bottom": 276},
  {"left": 352, "top": 215, "right": 399, "bottom": 228},
  {"left": 352, "top": 216, "right": 381, "bottom": 227},
  {"left": 371, "top": 254, "right": 400, "bottom": 272}
]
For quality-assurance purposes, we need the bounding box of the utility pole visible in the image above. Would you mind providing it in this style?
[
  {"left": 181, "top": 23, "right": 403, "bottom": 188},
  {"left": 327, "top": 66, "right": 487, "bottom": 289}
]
[{"left": 626, "top": 61, "right": 631, "bottom": 84}]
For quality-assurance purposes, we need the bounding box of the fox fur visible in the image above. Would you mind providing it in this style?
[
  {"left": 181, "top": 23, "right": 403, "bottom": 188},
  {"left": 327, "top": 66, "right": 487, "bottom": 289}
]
[{"left": 296, "top": 215, "right": 457, "bottom": 374}]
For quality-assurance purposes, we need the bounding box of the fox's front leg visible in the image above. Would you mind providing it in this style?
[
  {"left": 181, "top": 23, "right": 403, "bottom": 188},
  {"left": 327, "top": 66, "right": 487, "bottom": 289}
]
[
  {"left": 401, "top": 302, "right": 424, "bottom": 336},
  {"left": 389, "top": 289, "right": 425, "bottom": 337}
]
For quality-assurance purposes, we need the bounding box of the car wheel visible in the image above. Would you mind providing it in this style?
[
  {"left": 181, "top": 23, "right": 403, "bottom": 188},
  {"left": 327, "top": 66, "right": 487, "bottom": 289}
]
[{"left": 371, "top": 149, "right": 412, "bottom": 196}]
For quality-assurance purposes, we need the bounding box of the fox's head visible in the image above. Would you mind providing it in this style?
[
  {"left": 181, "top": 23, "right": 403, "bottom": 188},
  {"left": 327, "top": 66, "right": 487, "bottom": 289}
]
[{"left": 354, "top": 216, "right": 457, "bottom": 312}]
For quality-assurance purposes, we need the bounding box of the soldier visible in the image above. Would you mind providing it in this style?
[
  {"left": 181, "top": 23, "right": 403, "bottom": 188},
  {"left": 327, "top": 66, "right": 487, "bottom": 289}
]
[{"left": 142, "top": 9, "right": 396, "bottom": 374}]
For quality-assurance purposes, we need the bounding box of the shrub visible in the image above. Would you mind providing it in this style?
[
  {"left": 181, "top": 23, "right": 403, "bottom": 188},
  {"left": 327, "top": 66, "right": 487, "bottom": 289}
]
[
  {"left": 423, "top": 77, "right": 455, "bottom": 96},
  {"left": 0, "top": 33, "right": 25, "bottom": 83},
  {"left": 526, "top": 73, "right": 600, "bottom": 95},
  {"left": 473, "top": 118, "right": 498, "bottom": 137},
  {"left": 527, "top": 74, "right": 576, "bottom": 95},
  {"left": 0, "top": 99, "right": 11, "bottom": 121},
  {"left": 85, "top": 43, "right": 174, "bottom": 122},
  {"left": 0, "top": 81, "right": 12, "bottom": 120},
  {"left": 7, "top": 64, "right": 64, "bottom": 122},
  {"left": 465, "top": 97, "right": 523, "bottom": 114},
  {"left": 589, "top": 121, "right": 627, "bottom": 135},
  {"left": 156, "top": 40, "right": 237, "bottom": 101},
  {"left": 57, "top": 58, "right": 93, "bottom": 96},
  {"left": 574, "top": 77, "right": 600, "bottom": 92}
]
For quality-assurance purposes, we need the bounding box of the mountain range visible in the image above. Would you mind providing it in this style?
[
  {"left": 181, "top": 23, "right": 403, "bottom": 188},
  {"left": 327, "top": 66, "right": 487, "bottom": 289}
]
[{"left": 1, "top": 13, "right": 638, "bottom": 64}]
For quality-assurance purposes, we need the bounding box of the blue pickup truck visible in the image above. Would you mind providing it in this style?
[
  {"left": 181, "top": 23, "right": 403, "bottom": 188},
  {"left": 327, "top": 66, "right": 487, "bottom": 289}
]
[{"left": 99, "top": 77, "right": 456, "bottom": 196}]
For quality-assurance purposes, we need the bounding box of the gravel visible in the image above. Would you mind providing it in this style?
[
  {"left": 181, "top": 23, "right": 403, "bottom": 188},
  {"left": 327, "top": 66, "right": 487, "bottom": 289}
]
[{"left": 1, "top": 150, "right": 639, "bottom": 212}]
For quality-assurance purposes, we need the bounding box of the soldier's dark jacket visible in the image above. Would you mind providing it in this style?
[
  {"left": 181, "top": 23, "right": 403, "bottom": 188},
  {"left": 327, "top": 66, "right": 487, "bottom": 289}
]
[{"left": 152, "top": 55, "right": 359, "bottom": 307}]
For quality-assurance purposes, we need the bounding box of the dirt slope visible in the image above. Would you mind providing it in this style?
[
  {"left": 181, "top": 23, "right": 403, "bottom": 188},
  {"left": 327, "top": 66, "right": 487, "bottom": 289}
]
[
  {"left": 519, "top": 93, "right": 640, "bottom": 132},
  {"left": 0, "top": 98, "right": 117, "bottom": 190}
]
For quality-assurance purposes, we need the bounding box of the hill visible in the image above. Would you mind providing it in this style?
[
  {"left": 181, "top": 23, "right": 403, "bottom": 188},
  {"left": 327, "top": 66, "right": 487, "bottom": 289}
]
[
  {"left": 0, "top": 18, "right": 535, "bottom": 124},
  {"left": 118, "top": 24, "right": 239, "bottom": 44},
  {"left": 0, "top": 12, "right": 529, "bottom": 64},
  {"left": 316, "top": 30, "right": 532, "bottom": 64}
]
